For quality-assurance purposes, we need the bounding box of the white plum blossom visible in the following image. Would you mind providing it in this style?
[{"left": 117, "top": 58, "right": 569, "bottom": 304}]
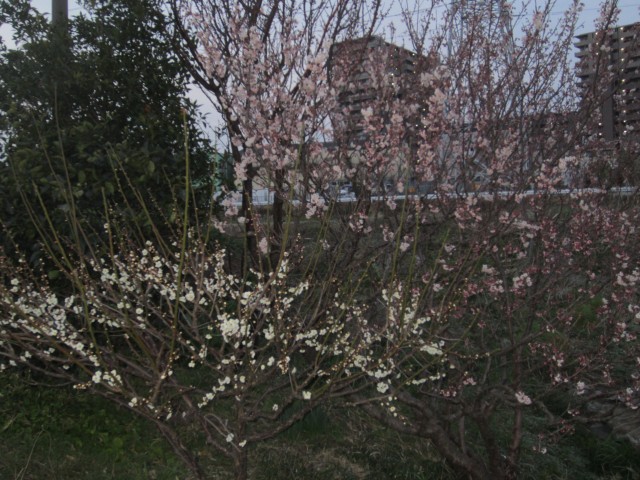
[
  {"left": 219, "top": 316, "right": 241, "bottom": 340},
  {"left": 376, "top": 382, "right": 389, "bottom": 394},
  {"left": 515, "top": 391, "right": 532, "bottom": 405}
]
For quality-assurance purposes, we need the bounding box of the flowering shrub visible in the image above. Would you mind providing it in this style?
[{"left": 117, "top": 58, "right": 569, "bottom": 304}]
[{"left": 0, "top": 221, "right": 455, "bottom": 478}]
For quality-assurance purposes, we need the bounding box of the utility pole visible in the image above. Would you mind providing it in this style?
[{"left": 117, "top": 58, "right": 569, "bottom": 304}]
[
  {"left": 52, "top": 0, "right": 68, "bottom": 26},
  {"left": 51, "top": 0, "right": 69, "bottom": 130}
]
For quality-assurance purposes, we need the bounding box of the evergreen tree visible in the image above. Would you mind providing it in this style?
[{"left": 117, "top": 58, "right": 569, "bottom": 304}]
[{"left": 0, "top": 0, "right": 212, "bottom": 257}]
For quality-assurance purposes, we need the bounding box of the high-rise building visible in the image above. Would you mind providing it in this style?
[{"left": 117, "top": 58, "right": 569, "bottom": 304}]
[
  {"left": 328, "top": 36, "right": 434, "bottom": 142},
  {"left": 575, "top": 23, "right": 640, "bottom": 140}
]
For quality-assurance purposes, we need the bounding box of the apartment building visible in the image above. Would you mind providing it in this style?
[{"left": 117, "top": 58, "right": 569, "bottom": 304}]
[
  {"left": 328, "top": 36, "right": 434, "bottom": 142},
  {"left": 575, "top": 23, "right": 640, "bottom": 140}
]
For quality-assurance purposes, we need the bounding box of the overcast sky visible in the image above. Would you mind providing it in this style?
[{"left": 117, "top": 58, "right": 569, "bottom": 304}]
[
  {"left": 7, "top": 1, "right": 639, "bottom": 31},
  {"left": 2, "top": 0, "right": 639, "bottom": 133},
  {"left": 4, "top": 1, "right": 640, "bottom": 47}
]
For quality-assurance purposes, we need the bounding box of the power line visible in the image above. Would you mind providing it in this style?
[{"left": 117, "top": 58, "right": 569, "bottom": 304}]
[
  {"left": 384, "top": 1, "right": 640, "bottom": 45},
  {"left": 384, "top": 1, "right": 640, "bottom": 19}
]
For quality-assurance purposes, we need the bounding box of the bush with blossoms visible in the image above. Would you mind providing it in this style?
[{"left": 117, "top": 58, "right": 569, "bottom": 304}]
[{"left": 2, "top": 1, "right": 640, "bottom": 479}]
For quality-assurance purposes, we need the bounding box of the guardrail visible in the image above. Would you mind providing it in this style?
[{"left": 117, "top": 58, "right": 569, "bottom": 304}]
[{"left": 219, "top": 186, "right": 639, "bottom": 207}]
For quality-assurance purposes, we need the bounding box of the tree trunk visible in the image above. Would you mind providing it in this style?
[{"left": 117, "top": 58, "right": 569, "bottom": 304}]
[
  {"left": 233, "top": 447, "right": 249, "bottom": 480},
  {"left": 270, "top": 168, "right": 285, "bottom": 267},
  {"left": 155, "top": 421, "right": 206, "bottom": 480},
  {"left": 242, "top": 176, "right": 258, "bottom": 273}
]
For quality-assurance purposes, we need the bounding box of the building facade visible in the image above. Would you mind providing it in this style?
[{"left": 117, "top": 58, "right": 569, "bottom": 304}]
[
  {"left": 328, "top": 36, "right": 434, "bottom": 142},
  {"left": 575, "top": 23, "right": 640, "bottom": 141}
]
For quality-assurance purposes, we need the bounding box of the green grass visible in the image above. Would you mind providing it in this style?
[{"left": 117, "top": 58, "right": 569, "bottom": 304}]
[
  {"left": 2, "top": 373, "right": 639, "bottom": 480},
  {"left": 251, "top": 406, "right": 450, "bottom": 480},
  {"left": 0, "top": 372, "right": 187, "bottom": 480},
  {"left": 0, "top": 374, "right": 452, "bottom": 480}
]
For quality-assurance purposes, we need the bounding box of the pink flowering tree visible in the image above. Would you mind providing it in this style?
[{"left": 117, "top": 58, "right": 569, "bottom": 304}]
[
  {"left": 171, "top": 0, "right": 386, "bottom": 265},
  {"left": 335, "top": 2, "right": 640, "bottom": 479}
]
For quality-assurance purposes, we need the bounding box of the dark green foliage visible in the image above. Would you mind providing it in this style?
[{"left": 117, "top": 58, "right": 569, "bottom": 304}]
[
  {"left": 0, "top": 373, "right": 186, "bottom": 479},
  {"left": 2, "top": 373, "right": 639, "bottom": 479},
  {"left": 575, "top": 294, "right": 604, "bottom": 328},
  {"left": 0, "top": 0, "right": 213, "bottom": 256},
  {"left": 572, "top": 426, "right": 640, "bottom": 479}
]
